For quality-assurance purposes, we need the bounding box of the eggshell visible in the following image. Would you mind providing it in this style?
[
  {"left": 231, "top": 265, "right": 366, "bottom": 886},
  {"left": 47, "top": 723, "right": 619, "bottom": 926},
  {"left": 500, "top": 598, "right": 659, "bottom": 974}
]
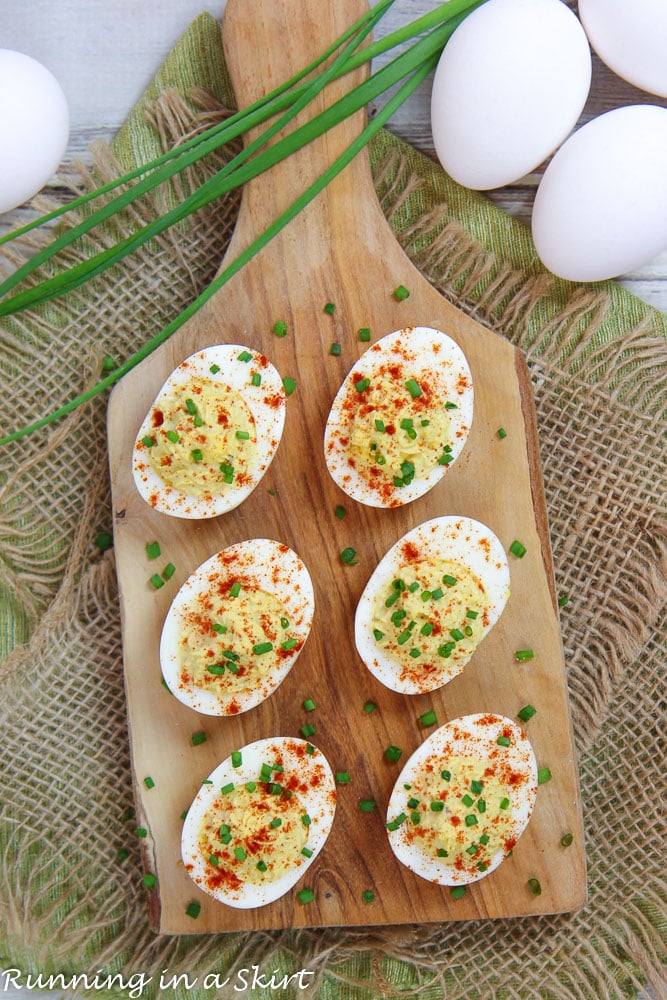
[
  {"left": 181, "top": 737, "right": 336, "bottom": 908},
  {"left": 579, "top": 0, "right": 667, "bottom": 99},
  {"left": 386, "top": 714, "right": 537, "bottom": 887},
  {"left": 160, "top": 538, "right": 314, "bottom": 716},
  {"left": 0, "top": 50, "right": 69, "bottom": 214},
  {"left": 532, "top": 105, "right": 667, "bottom": 282},
  {"left": 430, "top": 0, "right": 591, "bottom": 189}
]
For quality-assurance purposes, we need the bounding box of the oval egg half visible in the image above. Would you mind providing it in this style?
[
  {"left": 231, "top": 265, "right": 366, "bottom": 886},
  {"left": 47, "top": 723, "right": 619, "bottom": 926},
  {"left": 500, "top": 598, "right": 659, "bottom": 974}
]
[
  {"left": 181, "top": 737, "right": 336, "bottom": 908},
  {"left": 324, "top": 327, "right": 473, "bottom": 508},
  {"left": 386, "top": 714, "right": 537, "bottom": 887},
  {"left": 355, "top": 516, "right": 509, "bottom": 694},
  {"left": 160, "top": 539, "right": 314, "bottom": 716},
  {"left": 132, "top": 345, "right": 285, "bottom": 519}
]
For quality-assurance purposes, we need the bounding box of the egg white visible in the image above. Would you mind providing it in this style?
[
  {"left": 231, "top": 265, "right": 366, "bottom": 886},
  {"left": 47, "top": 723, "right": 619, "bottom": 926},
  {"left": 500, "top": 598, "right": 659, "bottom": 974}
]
[
  {"left": 160, "top": 538, "right": 314, "bottom": 716},
  {"left": 386, "top": 714, "right": 537, "bottom": 886},
  {"left": 324, "top": 327, "right": 473, "bottom": 508},
  {"left": 181, "top": 737, "right": 336, "bottom": 908},
  {"left": 355, "top": 516, "right": 510, "bottom": 694},
  {"left": 132, "top": 345, "right": 285, "bottom": 519}
]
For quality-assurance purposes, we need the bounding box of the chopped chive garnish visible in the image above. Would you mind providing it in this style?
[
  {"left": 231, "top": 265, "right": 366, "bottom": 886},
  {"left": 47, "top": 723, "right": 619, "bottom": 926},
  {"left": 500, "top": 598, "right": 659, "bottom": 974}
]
[
  {"left": 301, "top": 846, "right": 314, "bottom": 858},
  {"left": 480, "top": 834, "right": 490, "bottom": 846},
  {"left": 162, "top": 563, "right": 176, "bottom": 580},
  {"left": 191, "top": 731, "right": 207, "bottom": 746},
  {"left": 445, "top": 401, "right": 458, "bottom": 410},
  {"left": 497, "top": 427, "right": 507, "bottom": 439},
  {"left": 231, "top": 751, "right": 242, "bottom": 768},
  {"left": 560, "top": 832, "right": 574, "bottom": 848},
  {"left": 185, "top": 902, "right": 201, "bottom": 919},
  {"left": 359, "top": 327, "right": 371, "bottom": 342},
  {"left": 329, "top": 342, "right": 342, "bottom": 356},
  {"left": 470, "top": 780, "right": 483, "bottom": 794},
  {"left": 393, "top": 284, "right": 410, "bottom": 301},
  {"left": 429, "top": 801, "right": 445, "bottom": 812},
  {"left": 211, "top": 623, "right": 227, "bottom": 634},
  {"left": 297, "top": 888, "right": 315, "bottom": 904},
  {"left": 420, "top": 622, "right": 434, "bottom": 636},
  {"left": 256, "top": 860, "right": 268, "bottom": 872},
  {"left": 436, "top": 849, "right": 448, "bottom": 858},
  {"left": 269, "top": 783, "right": 282, "bottom": 795},
  {"left": 141, "top": 435, "right": 156, "bottom": 448},
  {"left": 245, "top": 782, "right": 256, "bottom": 793},
  {"left": 466, "top": 609, "right": 478, "bottom": 620},
  {"left": 281, "top": 637, "right": 298, "bottom": 651},
  {"left": 500, "top": 797, "right": 510, "bottom": 810},
  {"left": 497, "top": 735, "right": 511, "bottom": 747},
  {"left": 449, "top": 628, "right": 464, "bottom": 641},
  {"left": 386, "top": 812, "right": 407, "bottom": 830},
  {"left": 411, "top": 812, "right": 420, "bottom": 824},
  {"left": 363, "top": 700, "right": 377, "bottom": 714},
  {"left": 237, "top": 350, "right": 252, "bottom": 362},
  {"left": 408, "top": 648, "right": 420, "bottom": 658},
  {"left": 305, "top": 744, "right": 315, "bottom": 755},
  {"left": 461, "top": 795, "right": 474, "bottom": 808},
  {"left": 373, "top": 628, "right": 384, "bottom": 641},
  {"left": 283, "top": 376, "right": 297, "bottom": 395},
  {"left": 441, "top": 769, "right": 451, "bottom": 781},
  {"left": 270, "top": 818, "right": 282, "bottom": 829},
  {"left": 251, "top": 372, "right": 261, "bottom": 387},
  {"left": 442, "top": 574, "right": 457, "bottom": 587},
  {"left": 221, "top": 782, "right": 235, "bottom": 795},
  {"left": 209, "top": 363, "right": 220, "bottom": 374},
  {"left": 518, "top": 704, "right": 537, "bottom": 722},
  {"left": 355, "top": 377, "right": 370, "bottom": 393},
  {"left": 527, "top": 878, "right": 542, "bottom": 896},
  {"left": 146, "top": 540, "right": 161, "bottom": 560},
  {"left": 537, "top": 767, "right": 552, "bottom": 784},
  {"left": 407, "top": 797, "right": 419, "bottom": 809},
  {"left": 336, "top": 771, "right": 351, "bottom": 784},
  {"left": 419, "top": 709, "right": 438, "bottom": 727},
  {"left": 149, "top": 573, "right": 164, "bottom": 589},
  {"left": 374, "top": 418, "right": 385, "bottom": 432},
  {"left": 273, "top": 320, "right": 287, "bottom": 337},
  {"left": 509, "top": 540, "right": 527, "bottom": 558},
  {"left": 340, "top": 547, "right": 358, "bottom": 565},
  {"left": 144, "top": 776, "right": 155, "bottom": 789},
  {"left": 515, "top": 649, "right": 535, "bottom": 662},
  {"left": 191, "top": 448, "right": 204, "bottom": 462},
  {"left": 300, "top": 723, "right": 316, "bottom": 738},
  {"left": 185, "top": 398, "right": 198, "bottom": 415},
  {"left": 301, "top": 814, "right": 311, "bottom": 826},
  {"left": 464, "top": 814, "right": 478, "bottom": 827},
  {"left": 229, "top": 582, "right": 241, "bottom": 597},
  {"left": 385, "top": 745, "right": 402, "bottom": 763},
  {"left": 362, "top": 889, "right": 375, "bottom": 904},
  {"left": 358, "top": 799, "right": 376, "bottom": 812},
  {"left": 303, "top": 698, "right": 316, "bottom": 712},
  {"left": 165, "top": 429, "right": 179, "bottom": 443},
  {"left": 234, "top": 847, "right": 246, "bottom": 861},
  {"left": 253, "top": 641, "right": 273, "bottom": 655},
  {"left": 235, "top": 429, "right": 251, "bottom": 440},
  {"left": 208, "top": 854, "right": 219, "bottom": 866},
  {"left": 323, "top": 302, "right": 335, "bottom": 315}
]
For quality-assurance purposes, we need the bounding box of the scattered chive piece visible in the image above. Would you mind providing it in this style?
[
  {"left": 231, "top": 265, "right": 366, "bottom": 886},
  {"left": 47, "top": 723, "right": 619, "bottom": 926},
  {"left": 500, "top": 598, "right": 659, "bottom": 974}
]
[
  {"left": 358, "top": 799, "right": 376, "bottom": 813},
  {"left": 500, "top": 797, "right": 511, "bottom": 810},
  {"left": 191, "top": 731, "right": 207, "bottom": 746},
  {"left": 558, "top": 594, "right": 569, "bottom": 607},
  {"left": 405, "top": 377, "right": 422, "bottom": 398},
  {"left": 497, "top": 427, "right": 507, "bottom": 439},
  {"left": 515, "top": 649, "right": 535, "bottom": 662},
  {"left": 385, "top": 745, "right": 402, "bottom": 763},
  {"left": 340, "top": 547, "right": 358, "bottom": 565},
  {"left": 136, "top": 828, "right": 147, "bottom": 838},
  {"left": 146, "top": 541, "right": 161, "bottom": 560},
  {"left": 237, "top": 350, "right": 252, "bottom": 362},
  {"left": 419, "top": 709, "right": 438, "bottom": 728},
  {"left": 303, "top": 698, "right": 316, "bottom": 712},
  {"left": 273, "top": 320, "right": 287, "bottom": 338},
  {"left": 283, "top": 376, "right": 296, "bottom": 395},
  {"left": 185, "top": 902, "right": 201, "bottom": 919},
  {"left": 297, "top": 888, "right": 315, "bottom": 904},
  {"left": 329, "top": 342, "right": 342, "bottom": 356},
  {"left": 231, "top": 750, "right": 242, "bottom": 768},
  {"left": 362, "top": 889, "right": 375, "bottom": 904},
  {"left": 538, "top": 767, "right": 552, "bottom": 784},
  {"left": 143, "top": 776, "right": 155, "bottom": 789},
  {"left": 323, "top": 302, "right": 335, "bottom": 315},
  {"left": 518, "top": 704, "right": 537, "bottom": 722},
  {"left": 162, "top": 562, "right": 176, "bottom": 580},
  {"left": 363, "top": 700, "right": 377, "bottom": 714},
  {"left": 305, "top": 744, "right": 315, "bottom": 755},
  {"left": 336, "top": 771, "right": 351, "bottom": 785},
  {"left": 393, "top": 284, "right": 410, "bottom": 301},
  {"left": 94, "top": 530, "right": 113, "bottom": 552},
  {"left": 334, "top": 505, "right": 346, "bottom": 519},
  {"left": 101, "top": 354, "right": 116, "bottom": 373},
  {"left": 451, "top": 886, "right": 467, "bottom": 900},
  {"left": 358, "top": 327, "right": 371, "bottom": 342},
  {"left": 527, "top": 878, "right": 542, "bottom": 897},
  {"left": 497, "top": 735, "right": 511, "bottom": 747},
  {"left": 117, "top": 848, "right": 129, "bottom": 861},
  {"left": 300, "top": 723, "right": 316, "bottom": 738},
  {"left": 149, "top": 573, "right": 164, "bottom": 590},
  {"left": 509, "top": 539, "right": 527, "bottom": 558},
  {"left": 560, "top": 832, "right": 574, "bottom": 848}
]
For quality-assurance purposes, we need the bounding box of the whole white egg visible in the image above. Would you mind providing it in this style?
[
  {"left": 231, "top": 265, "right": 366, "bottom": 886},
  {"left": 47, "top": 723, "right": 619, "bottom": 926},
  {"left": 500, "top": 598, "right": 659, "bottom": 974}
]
[
  {"left": 0, "top": 50, "right": 70, "bottom": 215},
  {"left": 430, "top": 0, "right": 591, "bottom": 190},
  {"left": 531, "top": 105, "right": 667, "bottom": 282},
  {"left": 578, "top": 0, "right": 667, "bottom": 100}
]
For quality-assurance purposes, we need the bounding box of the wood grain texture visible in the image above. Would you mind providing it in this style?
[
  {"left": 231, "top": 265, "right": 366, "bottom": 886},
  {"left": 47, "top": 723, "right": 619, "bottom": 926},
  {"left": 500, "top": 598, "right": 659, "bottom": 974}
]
[{"left": 107, "top": 0, "right": 585, "bottom": 934}]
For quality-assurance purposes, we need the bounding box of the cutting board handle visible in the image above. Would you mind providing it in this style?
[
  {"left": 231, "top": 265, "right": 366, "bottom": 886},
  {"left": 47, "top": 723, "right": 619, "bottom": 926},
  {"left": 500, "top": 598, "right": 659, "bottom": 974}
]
[{"left": 221, "top": 0, "right": 382, "bottom": 255}]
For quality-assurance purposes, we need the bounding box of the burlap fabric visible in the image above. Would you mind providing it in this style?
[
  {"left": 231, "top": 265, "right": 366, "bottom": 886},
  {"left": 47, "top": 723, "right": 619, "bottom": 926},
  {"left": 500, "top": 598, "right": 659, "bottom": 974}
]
[{"left": 1, "top": 13, "right": 665, "bottom": 1000}]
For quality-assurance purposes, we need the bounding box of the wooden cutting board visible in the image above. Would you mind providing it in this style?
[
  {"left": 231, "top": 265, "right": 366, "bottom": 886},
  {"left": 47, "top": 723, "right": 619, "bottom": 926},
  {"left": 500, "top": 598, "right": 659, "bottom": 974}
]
[{"left": 107, "top": 0, "right": 586, "bottom": 934}]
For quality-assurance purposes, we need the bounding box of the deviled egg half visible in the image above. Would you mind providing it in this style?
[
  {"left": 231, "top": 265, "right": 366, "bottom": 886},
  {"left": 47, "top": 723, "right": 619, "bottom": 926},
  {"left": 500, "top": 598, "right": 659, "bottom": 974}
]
[
  {"left": 160, "top": 539, "right": 314, "bottom": 716},
  {"left": 324, "top": 327, "right": 473, "bottom": 508},
  {"left": 355, "top": 516, "right": 510, "bottom": 694},
  {"left": 182, "top": 737, "right": 336, "bottom": 908},
  {"left": 132, "top": 345, "right": 285, "bottom": 518},
  {"left": 386, "top": 714, "right": 537, "bottom": 887}
]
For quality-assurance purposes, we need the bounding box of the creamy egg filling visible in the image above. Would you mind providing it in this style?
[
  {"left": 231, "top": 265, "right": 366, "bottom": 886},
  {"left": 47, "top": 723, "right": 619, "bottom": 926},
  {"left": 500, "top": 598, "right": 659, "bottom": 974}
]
[
  {"left": 393, "top": 753, "right": 515, "bottom": 873},
  {"left": 371, "top": 558, "right": 490, "bottom": 670},
  {"left": 141, "top": 375, "right": 257, "bottom": 495},
  {"left": 347, "top": 372, "right": 454, "bottom": 488},
  {"left": 197, "top": 779, "right": 309, "bottom": 886},
  {"left": 177, "top": 585, "right": 299, "bottom": 696}
]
